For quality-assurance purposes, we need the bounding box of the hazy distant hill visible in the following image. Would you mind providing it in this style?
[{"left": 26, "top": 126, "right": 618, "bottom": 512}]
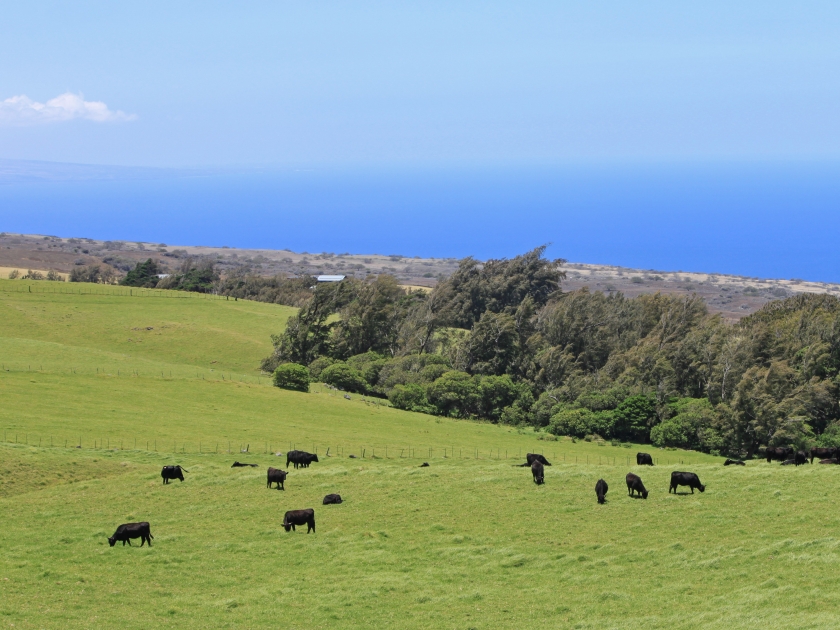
[{"left": 1, "top": 231, "right": 837, "bottom": 320}]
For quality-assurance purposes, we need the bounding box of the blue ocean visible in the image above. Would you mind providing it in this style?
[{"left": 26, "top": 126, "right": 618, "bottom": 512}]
[{"left": 1, "top": 161, "right": 838, "bottom": 282}]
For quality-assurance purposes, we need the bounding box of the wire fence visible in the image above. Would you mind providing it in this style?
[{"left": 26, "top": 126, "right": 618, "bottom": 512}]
[
  {"left": 0, "top": 432, "right": 698, "bottom": 466},
  {"left": 0, "top": 281, "right": 229, "bottom": 301},
  {"left": 0, "top": 364, "right": 267, "bottom": 385}
]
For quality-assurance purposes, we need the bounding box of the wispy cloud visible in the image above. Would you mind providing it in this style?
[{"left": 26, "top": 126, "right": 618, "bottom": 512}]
[{"left": 0, "top": 92, "right": 136, "bottom": 125}]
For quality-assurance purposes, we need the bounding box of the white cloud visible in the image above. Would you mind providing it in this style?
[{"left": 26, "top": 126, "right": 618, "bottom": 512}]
[{"left": 0, "top": 92, "right": 136, "bottom": 125}]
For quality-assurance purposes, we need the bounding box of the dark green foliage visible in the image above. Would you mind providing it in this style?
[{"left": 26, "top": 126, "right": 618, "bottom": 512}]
[
  {"left": 157, "top": 259, "right": 219, "bottom": 293},
  {"left": 120, "top": 259, "right": 161, "bottom": 288},
  {"left": 320, "top": 362, "right": 368, "bottom": 394},
  {"left": 262, "top": 246, "right": 840, "bottom": 457},
  {"left": 307, "top": 356, "right": 336, "bottom": 381},
  {"left": 272, "top": 363, "right": 310, "bottom": 392}
]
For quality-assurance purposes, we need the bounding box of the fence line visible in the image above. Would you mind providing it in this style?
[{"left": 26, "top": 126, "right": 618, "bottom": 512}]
[
  {"left": 0, "top": 432, "right": 694, "bottom": 466},
  {"left": 0, "top": 364, "right": 266, "bottom": 385},
  {"left": 0, "top": 282, "right": 229, "bottom": 301}
]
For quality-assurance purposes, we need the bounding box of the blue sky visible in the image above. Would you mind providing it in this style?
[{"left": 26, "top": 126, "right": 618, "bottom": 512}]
[{"left": 1, "top": 1, "right": 839, "bottom": 168}]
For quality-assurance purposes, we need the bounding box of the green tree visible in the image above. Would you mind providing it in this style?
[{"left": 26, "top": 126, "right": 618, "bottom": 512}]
[
  {"left": 272, "top": 363, "right": 310, "bottom": 392},
  {"left": 121, "top": 258, "right": 161, "bottom": 287}
]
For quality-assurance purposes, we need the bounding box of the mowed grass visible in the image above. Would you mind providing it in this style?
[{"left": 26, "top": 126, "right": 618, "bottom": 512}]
[{"left": 2, "top": 281, "right": 840, "bottom": 629}]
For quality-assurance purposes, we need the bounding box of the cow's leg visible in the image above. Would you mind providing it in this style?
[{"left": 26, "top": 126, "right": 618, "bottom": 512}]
[{"left": 127, "top": 539, "right": 132, "bottom": 546}]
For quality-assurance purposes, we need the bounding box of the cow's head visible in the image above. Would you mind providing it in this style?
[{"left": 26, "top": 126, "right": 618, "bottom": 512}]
[
  {"left": 642, "top": 489, "right": 649, "bottom": 499},
  {"left": 283, "top": 521, "right": 292, "bottom": 532},
  {"left": 311, "top": 455, "right": 319, "bottom": 463},
  {"left": 698, "top": 484, "right": 706, "bottom": 492},
  {"left": 108, "top": 536, "right": 117, "bottom": 547}
]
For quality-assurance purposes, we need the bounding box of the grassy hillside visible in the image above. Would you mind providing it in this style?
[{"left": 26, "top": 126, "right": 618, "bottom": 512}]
[{"left": 1, "top": 281, "right": 838, "bottom": 629}]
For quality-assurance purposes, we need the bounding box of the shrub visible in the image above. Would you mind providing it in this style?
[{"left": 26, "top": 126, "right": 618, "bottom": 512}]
[
  {"left": 23, "top": 269, "right": 44, "bottom": 280},
  {"left": 272, "top": 363, "right": 310, "bottom": 392},
  {"left": 388, "top": 384, "right": 432, "bottom": 413},
  {"left": 45, "top": 270, "right": 64, "bottom": 281},
  {"left": 7, "top": 269, "right": 19, "bottom": 279},
  {"left": 308, "top": 356, "right": 336, "bottom": 381},
  {"left": 548, "top": 408, "right": 613, "bottom": 439},
  {"left": 321, "top": 362, "right": 368, "bottom": 394}
]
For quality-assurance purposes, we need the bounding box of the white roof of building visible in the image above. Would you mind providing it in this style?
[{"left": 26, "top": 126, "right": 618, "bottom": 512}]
[{"left": 317, "top": 275, "right": 346, "bottom": 282}]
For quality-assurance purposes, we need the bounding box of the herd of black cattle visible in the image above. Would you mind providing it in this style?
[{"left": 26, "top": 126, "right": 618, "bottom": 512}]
[{"left": 108, "top": 445, "right": 839, "bottom": 547}]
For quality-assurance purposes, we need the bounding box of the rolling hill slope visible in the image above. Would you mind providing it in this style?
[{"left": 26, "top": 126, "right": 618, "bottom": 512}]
[{"left": 1, "top": 280, "right": 838, "bottom": 629}]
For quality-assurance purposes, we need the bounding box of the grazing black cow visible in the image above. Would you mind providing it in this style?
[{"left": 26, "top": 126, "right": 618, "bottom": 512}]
[
  {"left": 595, "top": 479, "right": 608, "bottom": 504},
  {"left": 765, "top": 446, "right": 793, "bottom": 463},
  {"left": 286, "top": 450, "right": 319, "bottom": 469},
  {"left": 819, "top": 458, "right": 840, "bottom": 465},
  {"left": 724, "top": 459, "right": 746, "bottom": 466},
  {"left": 283, "top": 508, "right": 315, "bottom": 533},
  {"left": 266, "top": 467, "right": 288, "bottom": 490},
  {"left": 531, "top": 459, "right": 545, "bottom": 485},
  {"left": 781, "top": 458, "right": 796, "bottom": 466},
  {"left": 161, "top": 465, "right": 186, "bottom": 484},
  {"left": 794, "top": 451, "right": 809, "bottom": 466},
  {"left": 323, "top": 493, "right": 343, "bottom": 504},
  {"left": 810, "top": 447, "right": 837, "bottom": 464},
  {"left": 626, "top": 473, "right": 648, "bottom": 499},
  {"left": 232, "top": 461, "right": 258, "bottom": 468},
  {"left": 669, "top": 471, "right": 705, "bottom": 494},
  {"left": 526, "top": 453, "right": 551, "bottom": 467},
  {"left": 419, "top": 462, "right": 429, "bottom": 467},
  {"left": 108, "top": 522, "right": 153, "bottom": 547},
  {"left": 636, "top": 452, "right": 654, "bottom": 466}
]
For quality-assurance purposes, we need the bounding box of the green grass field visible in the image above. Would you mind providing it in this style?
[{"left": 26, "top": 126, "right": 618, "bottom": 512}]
[{"left": 2, "top": 279, "right": 839, "bottom": 629}]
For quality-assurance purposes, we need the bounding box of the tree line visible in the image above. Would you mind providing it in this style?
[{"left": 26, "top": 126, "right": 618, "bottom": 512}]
[{"left": 261, "top": 246, "right": 840, "bottom": 457}]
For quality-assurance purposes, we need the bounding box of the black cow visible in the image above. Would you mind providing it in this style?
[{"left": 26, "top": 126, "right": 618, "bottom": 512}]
[
  {"left": 283, "top": 508, "right": 315, "bottom": 533},
  {"left": 232, "top": 461, "right": 258, "bottom": 468},
  {"left": 323, "top": 493, "right": 343, "bottom": 504},
  {"left": 793, "top": 451, "right": 809, "bottom": 466},
  {"left": 108, "top": 522, "right": 153, "bottom": 547},
  {"left": 526, "top": 453, "right": 551, "bottom": 467},
  {"left": 669, "top": 471, "right": 705, "bottom": 494},
  {"left": 531, "top": 459, "right": 545, "bottom": 485},
  {"left": 267, "top": 467, "right": 288, "bottom": 490},
  {"left": 419, "top": 462, "right": 430, "bottom": 467},
  {"left": 724, "top": 459, "right": 746, "bottom": 466},
  {"left": 636, "top": 452, "right": 654, "bottom": 466},
  {"left": 781, "top": 458, "right": 796, "bottom": 466},
  {"left": 819, "top": 458, "right": 840, "bottom": 465},
  {"left": 810, "top": 447, "right": 835, "bottom": 464},
  {"left": 595, "top": 479, "right": 608, "bottom": 504},
  {"left": 286, "top": 450, "right": 319, "bottom": 469},
  {"left": 765, "top": 446, "right": 794, "bottom": 463},
  {"left": 161, "top": 465, "right": 186, "bottom": 484},
  {"left": 626, "top": 473, "right": 648, "bottom": 499}
]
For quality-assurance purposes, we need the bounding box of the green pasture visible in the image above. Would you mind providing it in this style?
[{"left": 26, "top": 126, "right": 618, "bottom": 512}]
[{"left": 2, "top": 281, "right": 839, "bottom": 629}]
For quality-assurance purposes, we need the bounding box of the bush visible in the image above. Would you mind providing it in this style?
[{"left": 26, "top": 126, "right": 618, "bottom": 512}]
[
  {"left": 272, "top": 363, "right": 310, "bottom": 392},
  {"left": 8, "top": 269, "right": 19, "bottom": 279},
  {"left": 45, "top": 270, "right": 64, "bottom": 282},
  {"left": 548, "top": 408, "right": 613, "bottom": 439},
  {"left": 650, "top": 398, "right": 721, "bottom": 451},
  {"left": 388, "top": 384, "right": 432, "bottom": 413},
  {"left": 308, "top": 356, "right": 336, "bottom": 381},
  {"left": 321, "top": 362, "right": 368, "bottom": 394}
]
